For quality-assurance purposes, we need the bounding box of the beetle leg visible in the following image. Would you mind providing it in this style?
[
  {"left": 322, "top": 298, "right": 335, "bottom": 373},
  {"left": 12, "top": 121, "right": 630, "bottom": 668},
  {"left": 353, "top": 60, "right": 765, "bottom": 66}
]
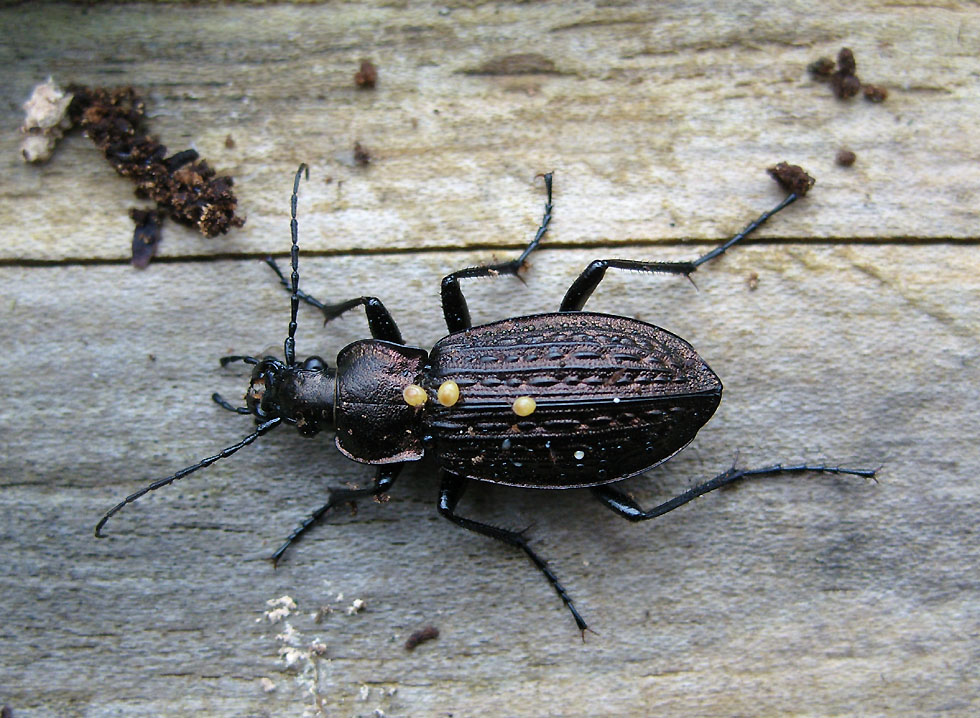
[
  {"left": 440, "top": 173, "right": 553, "bottom": 332},
  {"left": 213, "top": 357, "right": 260, "bottom": 413},
  {"left": 437, "top": 471, "right": 589, "bottom": 632},
  {"left": 265, "top": 256, "right": 404, "bottom": 343},
  {"left": 218, "top": 354, "right": 260, "bottom": 367},
  {"left": 560, "top": 191, "right": 802, "bottom": 311},
  {"left": 591, "top": 463, "right": 877, "bottom": 522},
  {"left": 211, "top": 392, "right": 251, "bottom": 414},
  {"left": 266, "top": 255, "right": 332, "bottom": 311},
  {"left": 561, "top": 258, "right": 697, "bottom": 312},
  {"left": 95, "top": 417, "right": 284, "bottom": 538},
  {"left": 270, "top": 464, "right": 403, "bottom": 567}
]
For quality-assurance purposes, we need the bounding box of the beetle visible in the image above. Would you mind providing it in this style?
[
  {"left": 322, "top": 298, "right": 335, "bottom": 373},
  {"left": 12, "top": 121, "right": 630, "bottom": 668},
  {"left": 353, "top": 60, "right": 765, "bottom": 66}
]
[{"left": 96, "top": 164, "right": 875, "bottom": 632}]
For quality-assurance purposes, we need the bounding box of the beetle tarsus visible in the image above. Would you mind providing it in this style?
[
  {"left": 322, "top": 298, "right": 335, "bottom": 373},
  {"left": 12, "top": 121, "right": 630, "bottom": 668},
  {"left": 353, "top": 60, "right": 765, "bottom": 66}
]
[
  {"left": 438, "top": 472, "right": 589, "bottom": 632},
  {"left": 95, "top": 417, "right": 282, "bottom": 537},
  {"left": 219, "top": 354, "right": 260, "bottom": 367},
  {"left": 591, "top": 462, "right": 877, "bottom": 523},
  {"left": 559, "top": 189, "right": 803, "bottom": 312},
  {"left": 212, "top": 392, "right": 251, "bottom": 414},
  {"left": 439, "top": 172, "right": 554, "bottom": 332},
  {"left": 270, "top": 465, "right": 402, "bottom": 565},
  {"left": 689, "top": 191, "right": 800, "bottom": 269}
]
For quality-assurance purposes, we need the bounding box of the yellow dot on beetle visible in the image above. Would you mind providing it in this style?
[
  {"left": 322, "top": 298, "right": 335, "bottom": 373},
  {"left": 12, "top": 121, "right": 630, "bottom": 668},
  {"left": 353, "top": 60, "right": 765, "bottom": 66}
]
[
  {"left": 437, "top": 380, "right": 460, "bottom": 407},
  {"left": 512, "top": 396, "right": 536, "bottom": 416},
  {"left": 402, "top": 383, "right": 428, "bottom": 407}
]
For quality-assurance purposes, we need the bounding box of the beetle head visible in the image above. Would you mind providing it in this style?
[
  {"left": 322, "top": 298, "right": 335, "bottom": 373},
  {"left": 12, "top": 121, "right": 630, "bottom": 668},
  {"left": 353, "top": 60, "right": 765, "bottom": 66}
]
[
  {"left": 245, "top": 356, "right": 284, "bottom": 419},
  {"left": 247, "top": 355, "right": 336, "bottom": 436}
]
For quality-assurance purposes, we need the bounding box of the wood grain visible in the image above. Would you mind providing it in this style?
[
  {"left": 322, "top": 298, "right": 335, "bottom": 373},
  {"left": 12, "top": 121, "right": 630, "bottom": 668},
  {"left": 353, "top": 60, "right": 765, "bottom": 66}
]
[{"left": 1, "top": 2, "right": 978, "bottom": 717}]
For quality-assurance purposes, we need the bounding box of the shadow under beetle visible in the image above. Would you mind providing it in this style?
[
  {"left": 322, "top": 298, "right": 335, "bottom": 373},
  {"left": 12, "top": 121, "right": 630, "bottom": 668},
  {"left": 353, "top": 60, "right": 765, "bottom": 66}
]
[{"left": 97, "top": 164, "right": 876, "bottom": 633}]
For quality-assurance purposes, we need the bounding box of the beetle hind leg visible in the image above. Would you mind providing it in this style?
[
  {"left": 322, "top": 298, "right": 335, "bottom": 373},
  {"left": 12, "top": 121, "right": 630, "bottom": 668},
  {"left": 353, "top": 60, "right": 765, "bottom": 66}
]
[
  {"left": 438, "top": 471, "right": 588, "bottom": 632},
  {"left": 440, "top": 173, "right": 553, "bottom": 332},
  {"left": 270, "top": 464, "right": 402, "bottom": 567},
  {"left": 591, "top": 463, "right": 877, "bottom": 522}
]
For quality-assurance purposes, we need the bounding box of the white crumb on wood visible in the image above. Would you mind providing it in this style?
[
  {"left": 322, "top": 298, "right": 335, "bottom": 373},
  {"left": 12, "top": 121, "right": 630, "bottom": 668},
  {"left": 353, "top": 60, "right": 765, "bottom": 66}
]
[{"left": 20, "top": 77, "right": 74, "bottom": 163}]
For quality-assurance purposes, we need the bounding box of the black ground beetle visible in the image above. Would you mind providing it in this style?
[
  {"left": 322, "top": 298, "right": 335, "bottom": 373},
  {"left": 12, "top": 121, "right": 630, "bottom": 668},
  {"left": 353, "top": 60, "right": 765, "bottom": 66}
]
[{"left": 97, "top": 165, "right": 875, "bottom": 633}]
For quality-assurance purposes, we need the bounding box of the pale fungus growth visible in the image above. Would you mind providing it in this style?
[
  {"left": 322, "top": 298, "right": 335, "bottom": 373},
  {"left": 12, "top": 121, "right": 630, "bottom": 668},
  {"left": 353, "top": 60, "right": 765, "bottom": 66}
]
[
  {"left": 437, "top": 380, "right": 460, "bottom": 407},
  {"left": 512, "top": 396, "right": 537, "bottom": 416},
  {"left": 20, "top": 77, "right": 74, "bottom": 163},
  {"left": 402, "top": 383, "right": 427, "bottom": 407}
]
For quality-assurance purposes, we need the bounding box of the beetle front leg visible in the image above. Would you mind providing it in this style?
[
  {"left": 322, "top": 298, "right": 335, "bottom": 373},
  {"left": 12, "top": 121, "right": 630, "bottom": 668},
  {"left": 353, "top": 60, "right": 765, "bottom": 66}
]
[
  {"left": 270, "top": 464, "right": 403, "bottom": 567},
  {"left": 265, "top": 257, "right": 404, "bottom": 343},
  {"left": 591, "top": 463, "right": 877, "bottom": 522},
  {"left": 437, "top": 471, "right": 589, "bottom": 633},
  {"left": 560, "top": 191, "right": 802, "bottom": 311},
  {"left": 441, "top": 173, "right": 553, "bottom": 332}
]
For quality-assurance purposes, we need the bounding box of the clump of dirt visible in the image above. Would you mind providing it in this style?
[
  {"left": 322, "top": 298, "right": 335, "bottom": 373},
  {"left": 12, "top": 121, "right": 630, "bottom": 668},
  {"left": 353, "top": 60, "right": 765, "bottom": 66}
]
[
  {"left": 22, "top": 80, "right": 245, "bottom": 267},
  {"left": 808, "top": 48, "right": 888, "bottom": 103}
]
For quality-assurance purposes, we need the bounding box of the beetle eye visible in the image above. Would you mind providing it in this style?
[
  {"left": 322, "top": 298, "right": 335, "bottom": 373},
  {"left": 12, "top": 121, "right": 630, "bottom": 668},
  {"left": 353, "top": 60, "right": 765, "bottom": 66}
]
[{"left": 302, "top": 355, "right": 328, "bottom": 372}]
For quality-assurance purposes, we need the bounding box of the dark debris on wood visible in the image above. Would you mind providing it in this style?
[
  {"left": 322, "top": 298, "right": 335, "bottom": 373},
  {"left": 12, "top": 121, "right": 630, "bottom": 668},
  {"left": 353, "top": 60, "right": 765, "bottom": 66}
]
[{"left": 65, "top": 85, "right": 245, "bottom": 266}]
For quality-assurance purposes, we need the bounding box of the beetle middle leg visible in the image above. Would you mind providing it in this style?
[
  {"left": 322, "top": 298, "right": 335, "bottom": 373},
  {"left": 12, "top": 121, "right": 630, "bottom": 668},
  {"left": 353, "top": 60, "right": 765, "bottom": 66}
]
[
  {"left": 438, "top": 471, "right": 589, "bottom": 632},
  {"left": 265, "top": 256, "right": 404, "bottom": 343},
  {"left": 271, "top": 464, "right": 403, "bottom": 566},
  {"left": 560, "top": 191, "right": 801, "bottom": 311},
  {"left": 440, "top": 172, "right": 553, "bottom": 332},
  {"left": 591, "top": 463, "right": 876, "bottom": 522}
]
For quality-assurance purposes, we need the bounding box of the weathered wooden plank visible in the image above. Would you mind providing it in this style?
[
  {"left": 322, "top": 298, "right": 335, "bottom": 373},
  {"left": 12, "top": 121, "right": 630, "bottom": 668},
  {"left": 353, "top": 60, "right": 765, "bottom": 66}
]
[
  {"left": 2, "top": 2, "right": 979, "bottom": 717},
  {"left": 1, "top": 1, "right": 978, "bottom": 264},
  {"left": 2, "top": 243, "right": 978, "bottom": 716}
]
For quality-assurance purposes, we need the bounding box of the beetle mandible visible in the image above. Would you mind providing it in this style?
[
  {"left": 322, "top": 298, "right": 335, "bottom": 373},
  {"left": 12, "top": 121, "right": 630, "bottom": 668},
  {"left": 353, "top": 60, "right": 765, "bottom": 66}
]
[{"left": 96, "top": 165, "right": 875, "bottom": 633}]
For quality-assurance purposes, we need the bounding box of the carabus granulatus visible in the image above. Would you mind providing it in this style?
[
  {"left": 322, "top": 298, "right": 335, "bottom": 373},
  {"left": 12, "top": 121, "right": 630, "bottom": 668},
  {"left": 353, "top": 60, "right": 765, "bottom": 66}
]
[{"left": 97, "top": 165, "right": 875, "bottom": 633}]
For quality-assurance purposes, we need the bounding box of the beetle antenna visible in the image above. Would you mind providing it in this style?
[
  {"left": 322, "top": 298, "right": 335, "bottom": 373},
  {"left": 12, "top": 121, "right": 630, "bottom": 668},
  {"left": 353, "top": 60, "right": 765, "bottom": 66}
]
[
  {"left": 94, "top": 417, "right": 282, "bottom": 537},
  {"left": 284, "top": 163, "right": 310, "bottom": 367}
]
